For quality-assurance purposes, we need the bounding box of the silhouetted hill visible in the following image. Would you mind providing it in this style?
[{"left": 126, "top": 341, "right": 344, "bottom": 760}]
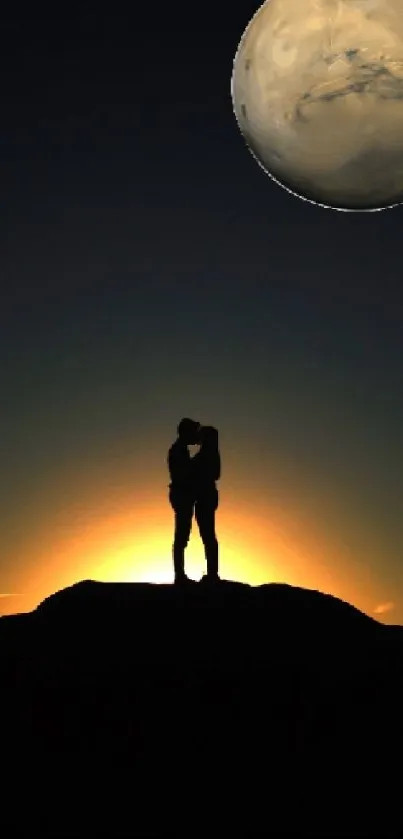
[{"left": 1, "top": 580, "right": 402, "bottom": 836}]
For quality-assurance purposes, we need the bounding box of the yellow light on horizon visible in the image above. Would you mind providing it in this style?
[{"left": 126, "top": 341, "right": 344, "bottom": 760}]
[
  {"left": 14, "top": 487, "right": 386, "bottom": 622},
  {"left": 23, "top": 495, "right": 280, "bottom": 610}
]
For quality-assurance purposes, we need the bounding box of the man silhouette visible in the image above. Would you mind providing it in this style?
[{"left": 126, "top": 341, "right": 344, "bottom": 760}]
[{"left": 167, "top": 417, "right": 201, "bottom": 583}]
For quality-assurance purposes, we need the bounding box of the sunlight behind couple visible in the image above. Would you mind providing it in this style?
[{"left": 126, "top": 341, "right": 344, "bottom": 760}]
[
  {"left": 12, "top": 479, "right": 381, "bottom": 623},
  {"left": 23, "top": 495, "right": 287, "bottom": 614},
  {"left": 129, "top": 540, "right": 268, "bottom": 585},
  {"left": 92, "top": 522, "right": 272, "bottom": 586}
]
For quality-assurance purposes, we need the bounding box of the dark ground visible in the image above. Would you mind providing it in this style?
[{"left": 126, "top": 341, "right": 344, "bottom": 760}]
[{"left": 1, "top": 579, "right": 402, "bottom": 836}]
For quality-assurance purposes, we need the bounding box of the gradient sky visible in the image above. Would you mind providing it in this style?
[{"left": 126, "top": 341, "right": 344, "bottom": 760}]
[{"left": 1, "top": 5, "right": 403, "bottom": 622}]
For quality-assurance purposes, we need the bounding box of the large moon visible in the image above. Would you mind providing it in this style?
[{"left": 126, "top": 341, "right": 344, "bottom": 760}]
[{"left": 231, "top": 0, "right": 403, "bottom": 211}]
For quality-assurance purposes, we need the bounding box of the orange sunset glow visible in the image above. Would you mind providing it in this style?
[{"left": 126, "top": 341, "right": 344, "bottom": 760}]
[
  {"left": 3, "top": 469, "right": 387, "bottom": 624},
  {"left": 2, "top": 9, "right": 403, "bottom": 836}
]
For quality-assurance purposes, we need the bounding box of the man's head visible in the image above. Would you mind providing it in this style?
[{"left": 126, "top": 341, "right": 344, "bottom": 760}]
[{"left": 177, "top": 417, "right": 201, "bottom": 445}]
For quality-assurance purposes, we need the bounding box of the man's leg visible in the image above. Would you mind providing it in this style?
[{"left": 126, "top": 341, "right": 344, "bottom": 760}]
[
  {"left": 195, "top": 502, "right": 219, "bottom": 579},
  {"left": 173, "top": 503, "right": 193, "bottom": 582}
]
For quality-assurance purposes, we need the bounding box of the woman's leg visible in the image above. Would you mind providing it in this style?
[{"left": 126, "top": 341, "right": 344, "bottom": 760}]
[{"left": 195, "top": 495, "right": 219, "bottom": 578}]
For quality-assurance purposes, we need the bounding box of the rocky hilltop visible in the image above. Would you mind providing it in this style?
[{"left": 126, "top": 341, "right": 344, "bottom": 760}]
[{"left": 1, "top": 579, "right": 402, "bottom": 836}]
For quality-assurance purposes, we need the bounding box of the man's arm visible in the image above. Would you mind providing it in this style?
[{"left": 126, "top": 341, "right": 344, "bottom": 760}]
[{"left": 168, "top": 444, "right": 191, "bottom": 486}]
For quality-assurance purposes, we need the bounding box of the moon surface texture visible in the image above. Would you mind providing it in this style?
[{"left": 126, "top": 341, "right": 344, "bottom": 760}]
[{"left": 231, "top": 0, "right": 403, "bottom": 210}]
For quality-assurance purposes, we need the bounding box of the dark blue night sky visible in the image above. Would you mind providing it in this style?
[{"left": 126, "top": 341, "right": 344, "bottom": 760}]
[{"left": 0, "top": 4, "right": 402, "bottom": 621}]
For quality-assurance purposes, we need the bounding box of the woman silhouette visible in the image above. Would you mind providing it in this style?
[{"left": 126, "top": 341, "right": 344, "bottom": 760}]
[{"left": 192, "top": 425, "right": 221, "bottom": 582}]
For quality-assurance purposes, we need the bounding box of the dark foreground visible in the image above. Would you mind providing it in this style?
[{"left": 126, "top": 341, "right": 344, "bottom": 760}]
[{"left": 1, "top": 579, "right": 403, "bottom": 836}]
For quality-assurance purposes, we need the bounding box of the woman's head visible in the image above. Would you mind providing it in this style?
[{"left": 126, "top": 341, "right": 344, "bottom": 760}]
[{"left": 199, "top": 425, "right": 219, "bottom": 448}]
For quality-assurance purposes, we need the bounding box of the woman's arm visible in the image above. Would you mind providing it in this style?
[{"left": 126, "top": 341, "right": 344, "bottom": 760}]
[{"left": 214, "top": 452, "right": 221, "bottom": 482}]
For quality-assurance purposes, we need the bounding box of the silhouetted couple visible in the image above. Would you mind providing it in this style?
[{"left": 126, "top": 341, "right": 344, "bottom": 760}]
[{"left": 168, "top": 418, "right": 220, "bottom": 584}]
